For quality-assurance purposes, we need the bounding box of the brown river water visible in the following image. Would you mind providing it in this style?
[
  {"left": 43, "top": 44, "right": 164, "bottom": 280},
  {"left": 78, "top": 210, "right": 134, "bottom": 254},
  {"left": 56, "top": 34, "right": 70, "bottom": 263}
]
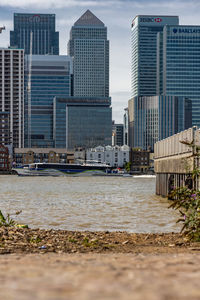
[{"left": 0, "top": 175, "right": 181, "bottom": 233}]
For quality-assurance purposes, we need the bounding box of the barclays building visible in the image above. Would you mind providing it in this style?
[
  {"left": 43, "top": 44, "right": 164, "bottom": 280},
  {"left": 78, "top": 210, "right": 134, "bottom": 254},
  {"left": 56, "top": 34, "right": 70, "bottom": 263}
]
[
  {"left": 131, "top": 15, "right": 195, "bottom": 150},
  {"left": 158, "top": 25, "right": 200, "bottom": 127}
]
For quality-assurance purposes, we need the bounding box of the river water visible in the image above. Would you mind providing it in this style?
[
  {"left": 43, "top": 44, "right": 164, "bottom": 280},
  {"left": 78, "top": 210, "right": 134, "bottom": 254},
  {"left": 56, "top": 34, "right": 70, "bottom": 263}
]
[{"left": 0, "top": 175, "right": 181, "bottom": 233}]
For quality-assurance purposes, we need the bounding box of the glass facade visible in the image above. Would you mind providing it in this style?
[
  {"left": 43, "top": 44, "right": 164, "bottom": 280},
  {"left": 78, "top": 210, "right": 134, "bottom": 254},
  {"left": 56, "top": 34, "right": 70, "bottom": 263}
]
[
  {"left": 131, "top": 15, "right": 179, "bottom": 97},
  {"left": 24, "top": 55, "right": 72, "bottom": 147},
  {"left": 158, "top": 25, "right": 200, "bottom": 127},
  {"left": 133, "top": 96, "right": 192, "bottom": 151},
  {"left": 68, "top": 10, "right": 109, "bottom": 97},
  {"left": 53, "top": 97, "right": 112, "bottom": 149},
  {"left": 10, "top": 13, "right": 59, "bottom": 55}
]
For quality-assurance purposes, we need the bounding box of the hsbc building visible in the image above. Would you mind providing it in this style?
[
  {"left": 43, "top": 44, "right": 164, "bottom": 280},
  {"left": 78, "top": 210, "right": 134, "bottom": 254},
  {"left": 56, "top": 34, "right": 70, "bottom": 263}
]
[{"left": 131, "top": 15, "right": 179, "bottom": 97}]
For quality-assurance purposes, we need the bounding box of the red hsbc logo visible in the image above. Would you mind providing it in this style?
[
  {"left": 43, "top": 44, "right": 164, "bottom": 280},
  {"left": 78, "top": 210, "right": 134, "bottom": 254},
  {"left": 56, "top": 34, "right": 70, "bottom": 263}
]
[{"left": 154, "top": 18, "right": 162, "bottom": 23}]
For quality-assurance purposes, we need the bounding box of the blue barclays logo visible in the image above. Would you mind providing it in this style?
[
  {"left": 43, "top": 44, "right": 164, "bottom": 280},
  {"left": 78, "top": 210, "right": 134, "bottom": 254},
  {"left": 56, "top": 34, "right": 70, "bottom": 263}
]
[{"left": 173, "top": 27, "right": 200, "bottom": 34}]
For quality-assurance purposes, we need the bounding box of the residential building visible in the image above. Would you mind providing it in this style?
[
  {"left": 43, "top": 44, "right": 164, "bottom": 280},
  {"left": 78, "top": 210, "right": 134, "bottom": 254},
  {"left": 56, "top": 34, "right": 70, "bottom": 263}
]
[
  {"left": 53, "top": 97, "right": 112, "bottom": 149},
  {"left": 0, "top": 48, "right": 24, "bottom": 148},
  {"left": 14, "top": 148, "right": 74, "bottom": 165},
  {"left": 0, "top": 144, "right": 9, "bottom": 171},
  {"left": 86, "top": 145, "right": 130, "bottom": 168},
  {"left": 74, "top": 147, "right": 86, "bottom": 163},
  {"left": 130, "top": 148, "right": 150, "bottom": 173},
  {"left": 24, "top": 55, "right": 72, "bottom": 148},
  {"left": 10, "top": 13, "right": 59, "bottom": 55},
  {"left": 0, "top": 112, "right": 10, "bottom": 146},
  {"left": 68, "top": 9, "right": 109, "bottom": 97}
]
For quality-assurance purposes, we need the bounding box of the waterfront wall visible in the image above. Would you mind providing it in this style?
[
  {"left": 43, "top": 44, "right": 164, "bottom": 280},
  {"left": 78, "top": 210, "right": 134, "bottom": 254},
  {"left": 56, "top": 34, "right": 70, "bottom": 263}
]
[{"left": 154, "top": 127, "right": 200, "bottom": 197}]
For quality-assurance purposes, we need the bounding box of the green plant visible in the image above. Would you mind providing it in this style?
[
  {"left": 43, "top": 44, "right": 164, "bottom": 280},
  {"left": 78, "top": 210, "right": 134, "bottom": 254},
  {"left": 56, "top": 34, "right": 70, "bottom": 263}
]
[
  {"left": 29, "top": 236, "right": 42, "bottom": 244},
  {"left": 0, "top": 210, "right": 23, "bottom": 227},
  {"left": 125, "top": 162, "right": 131, "bottom": 173},
  {"left": 168, "top": 187, "right": 200, "bottom": 241},
  {"left": 0, "top": 210, "right": 16, "bottom": 227},
  {"left": 82, "top": 237, "right": 99, "bottom": 248},
  {"left": 68, "top": 237, "right": 77, "bottom": 243}
]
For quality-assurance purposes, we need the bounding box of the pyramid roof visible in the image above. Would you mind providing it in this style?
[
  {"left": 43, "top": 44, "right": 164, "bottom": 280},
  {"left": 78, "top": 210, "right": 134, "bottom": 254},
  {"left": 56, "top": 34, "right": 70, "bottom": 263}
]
[{"left": 74, "top": 10, "right": 105, "bottom": 27}]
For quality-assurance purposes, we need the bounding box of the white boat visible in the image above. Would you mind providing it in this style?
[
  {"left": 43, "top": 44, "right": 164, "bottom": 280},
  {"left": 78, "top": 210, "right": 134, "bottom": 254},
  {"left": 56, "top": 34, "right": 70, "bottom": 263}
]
[{"left": 13, "top": 162, "right": 112, "bottom": 177}]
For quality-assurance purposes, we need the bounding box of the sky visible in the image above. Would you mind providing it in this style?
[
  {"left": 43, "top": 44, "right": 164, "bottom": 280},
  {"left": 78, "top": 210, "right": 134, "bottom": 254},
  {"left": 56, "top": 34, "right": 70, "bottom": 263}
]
[{"left": 0, "top": 0, "right": 200, "bottom": 122}]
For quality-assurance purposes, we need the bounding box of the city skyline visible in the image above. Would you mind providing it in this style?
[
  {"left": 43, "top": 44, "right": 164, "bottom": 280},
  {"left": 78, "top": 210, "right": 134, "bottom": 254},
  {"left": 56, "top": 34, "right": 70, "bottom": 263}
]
[{"left": 0, "top": 0, "right": 200, "bottom": 122}]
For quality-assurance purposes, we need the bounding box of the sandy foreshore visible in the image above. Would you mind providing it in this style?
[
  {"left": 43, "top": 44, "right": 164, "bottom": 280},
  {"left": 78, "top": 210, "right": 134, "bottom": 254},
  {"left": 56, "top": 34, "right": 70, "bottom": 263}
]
[
  {"left": 1, "top": 227, "right": 200, "bottom": 300},
  {"left": 0, "top": 227, "right": 199, "bottom": 254}
]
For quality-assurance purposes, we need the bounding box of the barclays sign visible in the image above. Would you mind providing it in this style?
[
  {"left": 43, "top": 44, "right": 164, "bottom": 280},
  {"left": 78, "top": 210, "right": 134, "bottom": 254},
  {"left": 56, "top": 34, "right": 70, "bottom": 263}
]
[{"left": 173, "top": 27, "right": 200, "bottom": 34}]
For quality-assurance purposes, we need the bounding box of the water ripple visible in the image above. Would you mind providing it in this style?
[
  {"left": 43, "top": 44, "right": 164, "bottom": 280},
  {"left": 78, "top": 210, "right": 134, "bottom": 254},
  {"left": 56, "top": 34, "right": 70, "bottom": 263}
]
[{"left": 0, "top": 175, "right": 181, "bottom": 233}]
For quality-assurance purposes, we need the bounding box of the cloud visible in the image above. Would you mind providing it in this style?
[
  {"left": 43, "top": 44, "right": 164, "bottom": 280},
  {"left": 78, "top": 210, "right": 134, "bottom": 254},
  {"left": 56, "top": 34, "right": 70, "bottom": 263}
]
[{"left": 0, "top": 0, "right": 118, "bottom": 9}]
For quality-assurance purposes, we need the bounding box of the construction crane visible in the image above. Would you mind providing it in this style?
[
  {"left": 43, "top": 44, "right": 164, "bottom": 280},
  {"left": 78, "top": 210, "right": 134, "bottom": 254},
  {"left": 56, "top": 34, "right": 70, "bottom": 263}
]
[
  {"left": 27, "top": 31, "right": 33, "bottom": 148},
  {"left": 0, "top": 26, "right": 5, "bottom": 33}
]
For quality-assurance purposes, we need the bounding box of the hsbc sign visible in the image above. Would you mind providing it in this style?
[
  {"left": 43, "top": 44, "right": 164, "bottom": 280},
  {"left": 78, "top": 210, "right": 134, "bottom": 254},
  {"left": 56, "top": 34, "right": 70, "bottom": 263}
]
[
  {"left": 155, "top": 18, "right": 162, "bottom": 23},
  {"left": 140, "top": 17, "right": 163, "bottom": 23}
]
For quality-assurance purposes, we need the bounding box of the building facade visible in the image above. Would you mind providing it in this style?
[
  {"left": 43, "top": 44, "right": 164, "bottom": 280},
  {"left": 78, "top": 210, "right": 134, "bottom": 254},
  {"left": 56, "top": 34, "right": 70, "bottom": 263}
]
[
  {"left": 0, "top": 48, "right": 24, "bottom": 148},
  {"left": 131, "top": 15, "right": 179, "bottom": 97},
  {"left": 86, "top": 145, "right": 130, "bottom": 168},
  {"left": 133, "top": 95, "right": 192, "bottom": 151},
  {"left": 130, "top": 149, "right": 150, "bottom": 173},
  {"left": 10, "top": 13, "right": 59, "bottom": 55},
  {"left": 157, "top": 25, "right": 200, "bottom": 127},
  {"left": 24, "top": 55, "right": 72, "bottom": 148},
  {"left": 14, "top": 148, "right": 74, "bottom": 165},
  {"left": 112, "top": 122, "right": 124, "bottom": 146},
  {"left": 123, "top": 108, "right": 129, "bottom": 146},
  {"left": 53, "top": 97, "right": 112, "bottom": 149},
  {"left": 68, "top": 10, "right": 109, "bottom": 97}
]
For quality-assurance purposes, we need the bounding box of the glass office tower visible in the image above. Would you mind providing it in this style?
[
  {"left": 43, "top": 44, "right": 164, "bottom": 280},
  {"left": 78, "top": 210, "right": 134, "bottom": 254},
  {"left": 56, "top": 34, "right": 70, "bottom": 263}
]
[
  {"left": 24, "top": 55, "right": 72, "bottom": 147},
  {"left": 158, "top": 25, "right": 200, "bottom": 127},
  {"left": 131, "top": 15, "right": 179, "bottom": 97},
  {"left": 68, "top": 10, "right": 109, "bottom": 97},
  {"left": 53, "top": 97, "right": 112, "bottom": 149},
  {"left": 133, "top": 96, "right": 192, "bottom": 151},
  {"left": 10, "top": 13, "right": 59, "bottom": 55}
]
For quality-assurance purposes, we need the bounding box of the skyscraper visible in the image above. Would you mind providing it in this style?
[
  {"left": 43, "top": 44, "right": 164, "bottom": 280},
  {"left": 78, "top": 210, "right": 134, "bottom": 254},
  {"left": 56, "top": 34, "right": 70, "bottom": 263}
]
[
  {"left": 68, "top": 10, "right": 109, "bottom": 97},
  {"left": 24, "top": 55, "right": 72, "bottom": 148},
  {"left": 0, "top": 48, "right": 24, "bottom": 148},
  {"left": 10, "top": 13, "right": 59, "bottom": 55},
  {"left": 131, "top": 15, "right": 179, "bottom": 97},
  {"left": 157, "top": 25, "right": 200, "bottom": 127},
  {"left": 56, "top": 9, "right": 112, "bottom": 149},
  {"left": 130, "top": 15, "right": 192, "bottom": 150}
]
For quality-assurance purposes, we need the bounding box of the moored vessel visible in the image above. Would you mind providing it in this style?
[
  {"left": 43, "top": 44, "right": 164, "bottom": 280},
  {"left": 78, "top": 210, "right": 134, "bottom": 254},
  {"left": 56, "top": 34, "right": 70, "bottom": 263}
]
[{"left": 13, "top": 162, "right": 111, "bottom": 176}]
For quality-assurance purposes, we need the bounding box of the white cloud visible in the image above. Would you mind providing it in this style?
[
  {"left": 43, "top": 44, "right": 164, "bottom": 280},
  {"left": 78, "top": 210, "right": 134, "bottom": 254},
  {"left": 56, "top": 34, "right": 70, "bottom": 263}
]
[{"left": 0, "top": 0, "right": 117, "bottom": 9}]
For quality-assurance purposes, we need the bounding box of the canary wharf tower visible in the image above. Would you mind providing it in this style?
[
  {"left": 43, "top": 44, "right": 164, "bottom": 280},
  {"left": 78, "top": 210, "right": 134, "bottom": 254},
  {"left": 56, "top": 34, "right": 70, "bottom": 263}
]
[
  {"left": 68, "top": 10, "right": 109, "bottom": 97},
  {"left": 131, "top": 15, "right": 179, "bottom": 97}
]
